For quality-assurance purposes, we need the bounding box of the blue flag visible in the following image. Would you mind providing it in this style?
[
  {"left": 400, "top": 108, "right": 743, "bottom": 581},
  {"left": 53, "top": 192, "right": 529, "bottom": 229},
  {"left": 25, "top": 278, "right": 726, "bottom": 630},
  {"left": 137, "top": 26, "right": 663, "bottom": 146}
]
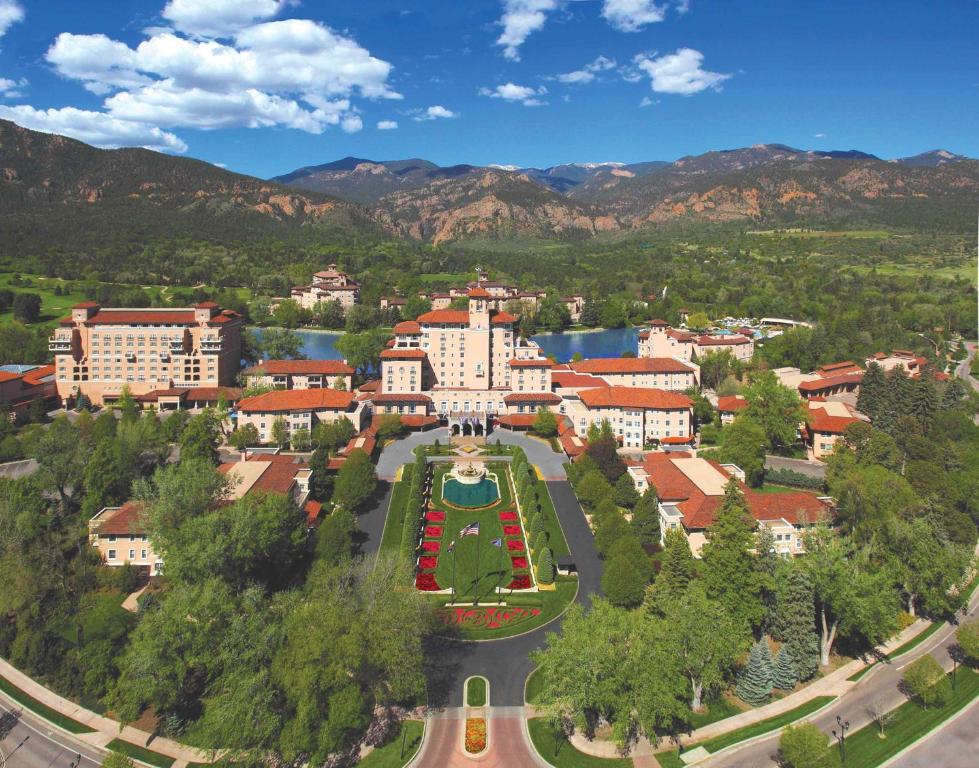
[{"left": 490, "top": 538, "right": 502, "bottom": 547}]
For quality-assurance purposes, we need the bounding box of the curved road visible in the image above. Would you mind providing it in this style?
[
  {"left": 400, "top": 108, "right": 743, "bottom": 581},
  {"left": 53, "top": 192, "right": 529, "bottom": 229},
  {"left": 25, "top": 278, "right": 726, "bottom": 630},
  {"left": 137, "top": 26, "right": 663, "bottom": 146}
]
[
  {"left": 0, "top": 701, "right": 101, "bottom": 768},
  {"left": 702, "top": 587, "right": 979, "bottom": 767}
]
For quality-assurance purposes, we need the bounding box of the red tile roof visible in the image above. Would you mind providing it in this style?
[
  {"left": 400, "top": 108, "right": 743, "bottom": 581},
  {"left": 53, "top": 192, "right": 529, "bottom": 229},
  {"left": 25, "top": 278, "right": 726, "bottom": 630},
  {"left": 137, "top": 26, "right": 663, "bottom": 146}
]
[
  {"left": 358, "top": 380, "right": 381, "bottom": 392},
  {"left": 650, "top": 319, "right": 669, "bottom": 327},
  {"left": 503, "top": 391, "right": 562, "bottom": 405},
  {"left": 509, "top": 358, "right": 554, "bottom": 368},
  {"left": 393, "top": 321, "right": 421, "bottom": 334},
  {"left": 817, "top": 361, "right": 862, "bottom": 376},
  {"left": 571, "top": 357, "right": 694, "bottom": 374},
  {"left": 578, "top": 387, "right": 692, "bottom": 410},
  {"left": 244, "top": 359, "right": 353, "bottom": 376},
  {"left": 498, "top": 414, "right": 537, "bottom": 428},
  {"left": 219, "top": 459, "right": 309, "bottom": 495},
  {"left": 717, "top": 395, "right": 749, "bottom": 413},
  {"left": 468, "top": 287, "right": 492, "bottom": 298},
  {"left": 20, "top": 364, "right": 55, "bottom": 385},
  {"left": 237, "top": 389, "right": 354, "bottom": 413},
  {"left": 93, "top": 502, "right": 147, "bottom": 535},
  {"left": 416, "top": 309, "right": 516, "bottom": 324},
  {"left": 798, "top": 373, "right": 863, "bottom": 393},
  {"left": 136, "top": 386, "right": 242, "bottom": 403},
  {"left": 696, "top": 334, "right": 753, "bottom": 347},
  {"left": 380, "top": 348, "right": 427, "bottom": 359},
  {"left": 806, "top": 404, "right": 860, "bottom": 434},
  {"left": 551, "top": 370, "right": 607, "bottom": 389}
]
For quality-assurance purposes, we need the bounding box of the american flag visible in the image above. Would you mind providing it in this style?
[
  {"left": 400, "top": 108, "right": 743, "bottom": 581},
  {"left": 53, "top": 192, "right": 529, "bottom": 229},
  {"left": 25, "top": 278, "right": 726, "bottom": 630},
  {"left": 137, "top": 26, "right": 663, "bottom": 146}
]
[{"left": 459, "top": 522, "right": 480, "bottom": 537}]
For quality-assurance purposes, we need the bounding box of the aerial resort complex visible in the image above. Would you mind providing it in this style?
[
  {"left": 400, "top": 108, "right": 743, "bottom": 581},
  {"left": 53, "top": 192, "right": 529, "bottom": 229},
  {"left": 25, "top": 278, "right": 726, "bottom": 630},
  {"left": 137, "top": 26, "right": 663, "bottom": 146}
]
[{"left": 0, "top": 3, "right": 976, "bottom": 767}]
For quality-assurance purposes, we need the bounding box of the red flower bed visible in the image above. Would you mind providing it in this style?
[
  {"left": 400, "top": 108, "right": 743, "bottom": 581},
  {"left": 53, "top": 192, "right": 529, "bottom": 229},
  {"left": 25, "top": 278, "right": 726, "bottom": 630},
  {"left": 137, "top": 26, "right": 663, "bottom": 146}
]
[
  {"left": 511, "top": 556, "right": 528, "bottom": 569},
  {"left": 424, "top": 525, "right": 443, "bottom": 538},
  {"left": 421, "top": 540, "right": 440, "bottom": 552},
  {"left": 418, "top": 556, "right": 438, "bottom": 570},
  {"left": 415, "top": 572, "right": 441, "bottom": 591},
  {"left": 499, "top": 511, "right": 518, "bottom": 521},
  {"left": 503, "top": 525, "right": 522, "bottom": 536},
  {"left": 507, "top": 574, "right": 532, "bottom": 590},
  {"left": 465, "top": 718, "right": 486, "bottom": 754},
  {"left": 441, "top": 605, "right": 542, "bottom": 630},
  {"left": 506, "top": 539, "right": 525, "bottom": 552},
  {"left": 425, "top": 510, "right": 445, "bottom": 522}
]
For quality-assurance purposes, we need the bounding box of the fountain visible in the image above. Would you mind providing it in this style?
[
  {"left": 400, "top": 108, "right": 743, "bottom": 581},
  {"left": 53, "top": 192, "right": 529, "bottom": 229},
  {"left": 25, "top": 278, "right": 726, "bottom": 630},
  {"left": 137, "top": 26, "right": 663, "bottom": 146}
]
[
  {"left": 443, "top": 462, "right": 500, "bottom": 509},
  {"left": 451, "top": 462, "right": 487, "bottom": 485}
]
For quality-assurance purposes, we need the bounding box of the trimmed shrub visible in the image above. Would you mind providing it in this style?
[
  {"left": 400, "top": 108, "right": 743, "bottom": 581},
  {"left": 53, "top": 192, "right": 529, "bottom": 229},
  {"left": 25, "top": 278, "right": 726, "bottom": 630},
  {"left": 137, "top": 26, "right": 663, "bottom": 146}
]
[
  {"left": 779, "top": 723, "right": 831, "bottom": 768},
  {"left": 537, "top": 547, "right": 554, "bottom": 584}
]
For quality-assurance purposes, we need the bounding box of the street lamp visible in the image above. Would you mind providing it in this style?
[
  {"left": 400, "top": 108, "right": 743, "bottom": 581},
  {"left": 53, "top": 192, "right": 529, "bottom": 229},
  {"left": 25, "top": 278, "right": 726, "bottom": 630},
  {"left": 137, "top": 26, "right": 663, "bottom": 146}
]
[
  {"left": 1, "top": 734, "right": 30, "bottom": 768},
  {"left": 832, "top": 715, "right": 850, "bottom": 763}
]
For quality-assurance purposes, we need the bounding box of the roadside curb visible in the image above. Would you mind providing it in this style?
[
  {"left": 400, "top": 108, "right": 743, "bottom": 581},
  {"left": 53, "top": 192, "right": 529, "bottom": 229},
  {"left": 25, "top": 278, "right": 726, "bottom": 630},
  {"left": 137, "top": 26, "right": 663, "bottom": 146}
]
[{"left": 878, "top": 695, "right": 979, "bottom": 768}]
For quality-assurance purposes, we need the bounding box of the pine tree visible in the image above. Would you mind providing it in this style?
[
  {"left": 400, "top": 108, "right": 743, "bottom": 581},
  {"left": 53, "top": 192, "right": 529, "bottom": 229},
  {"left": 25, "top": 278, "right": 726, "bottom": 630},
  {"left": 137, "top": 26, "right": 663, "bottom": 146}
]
[
  {"left": 631, "top": 488, "right": 661, "bottom": 545},
  {"left": 537, "top": 547, "right": 554, "bottom": 584},
  {"left": 736, "top": 639, "right": 774, "bottom": 705},
  {"left": 772, "top": 646, "right": 797, "bottom": 691},
  {"left": 908, "top": 377, "right": 939, "bottom": 426},
  {"left": 857, "top": 362, "right": 885, "bottom": 423},
  {"left": 941, "top": 379, "right": 966, "bottom": 410},
  {"left": 645, "top": 528, "right": 695, "bottom": 613},
  {"left": 774, "top": 567, "right": 819, "bottom": 681}
]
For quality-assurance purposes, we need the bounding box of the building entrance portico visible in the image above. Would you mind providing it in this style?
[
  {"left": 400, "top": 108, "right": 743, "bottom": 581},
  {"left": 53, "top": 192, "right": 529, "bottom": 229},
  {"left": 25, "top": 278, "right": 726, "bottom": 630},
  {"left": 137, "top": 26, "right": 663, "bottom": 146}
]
[{"left": 446, "top": 410, "right": 490, "bottom": 437}]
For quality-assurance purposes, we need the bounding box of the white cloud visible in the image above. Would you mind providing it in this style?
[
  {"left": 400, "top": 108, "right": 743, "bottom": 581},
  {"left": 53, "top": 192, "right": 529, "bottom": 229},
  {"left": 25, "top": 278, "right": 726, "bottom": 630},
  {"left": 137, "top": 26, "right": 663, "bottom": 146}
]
[
  {"left": 377, "top": 119, "right": 398, "bottom": 130},
  {"left": 602, "top": 0, "right": 666, "bottom": 32},
  {"left": 814, "top": 132, "right": 826, "bottom": 138},
  {"left": 33, "top": 8, "right": 400, "bottom": 150},
  {"left": 555, "top": 55, "right": 616, "bottom": 84},
  {"left": 414, "top": 105, "right": 458, "bottom": 121},
  {"left": 479, "top": 82, "right": 547, "bottom": 106},
  {"left": 162, "top": 0, "right": 285, "bottom": 37},
  {"left": 0, "top": 0, "right": 23, "bottom": 38},
  {"left": 0, "top": 76, "right": 26, "bottom": 97},
  {"left": 496, "top": 0, "right": 558, "bottom": 61},
  {"left": 340, "top": 113, "right": 362, "bottom": 133},
  {"left": 0, "top": 104, "right": 187, "bottom": 152},
  {"left": 639, "top": 95, "right": 658, "bottom": 107},
  {"left": 634, "top": 48, "right": 730, "bottom": 94}
]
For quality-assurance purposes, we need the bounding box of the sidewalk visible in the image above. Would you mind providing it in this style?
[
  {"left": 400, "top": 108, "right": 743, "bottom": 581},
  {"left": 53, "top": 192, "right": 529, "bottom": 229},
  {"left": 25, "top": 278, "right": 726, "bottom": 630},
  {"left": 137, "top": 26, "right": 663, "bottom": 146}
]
[{"left": 0, "top": 657, "right": 214, "bottom": 765}]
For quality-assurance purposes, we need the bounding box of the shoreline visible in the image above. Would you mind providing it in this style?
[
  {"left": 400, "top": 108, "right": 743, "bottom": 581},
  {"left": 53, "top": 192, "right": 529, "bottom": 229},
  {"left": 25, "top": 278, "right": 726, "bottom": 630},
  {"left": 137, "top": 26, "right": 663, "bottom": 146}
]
[
  {"left": 261, "top": 326, "right": 343, "bottom": 336},
  {"left": 531, "top": 326, "right": 640, "bottom": 337}
]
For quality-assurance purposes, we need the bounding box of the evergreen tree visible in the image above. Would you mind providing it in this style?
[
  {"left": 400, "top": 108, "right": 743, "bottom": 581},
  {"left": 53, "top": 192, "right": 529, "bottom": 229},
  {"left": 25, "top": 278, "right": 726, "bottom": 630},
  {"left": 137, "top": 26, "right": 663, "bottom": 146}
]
[
  {"left": 645, "top": 528, "right": 695, "bottom": 612},
  {"left": 530, "top": 512, "right": 545, "bottom": 537},
  {"left": 774, "top": 567, "right": 819, "bottom": 681},
  {"left": 534, "top": 531, "right": 548, "bottom": 553},
  {"left": 700, "top": 480, "right": 770, "bottom": 632},
  {"left": 613, "top": 473, "right": 640, "bottom": 509},
  {"left": 908, "top": 377, "right": 939, "bottom": 427},
  {"left": 857, "top": 362, "right": 885, "bottom": 424},
  {"left": 736, "top": 639, "right": 774, "bottom": 705},
  {"left": 941, "top": 378, "right": 966, "bottom": 410},
  {"left": 630, "top": 488, "right": 661, "bottom": 545},
  {"left": 772, "top": 646, "right": 797, "bottom": 691},
  {"left": 537, "top": 547, "right": 554, "bottom": 584}
]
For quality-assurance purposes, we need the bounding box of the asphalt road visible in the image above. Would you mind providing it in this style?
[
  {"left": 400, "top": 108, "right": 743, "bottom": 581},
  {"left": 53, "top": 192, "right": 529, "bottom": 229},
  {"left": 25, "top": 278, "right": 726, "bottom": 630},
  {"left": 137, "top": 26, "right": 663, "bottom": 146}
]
[
  {"left": 702, "top": 587, "right": 979, "bottom": 767},
  {"left": 955, "top": 341, "right": 978, "bottom": 393},
  {"left": 0, "top": 700, "right": 101, "bottom": 768},
  {"left": 886, "top": 697, "right": 979, "bottom": 768}
]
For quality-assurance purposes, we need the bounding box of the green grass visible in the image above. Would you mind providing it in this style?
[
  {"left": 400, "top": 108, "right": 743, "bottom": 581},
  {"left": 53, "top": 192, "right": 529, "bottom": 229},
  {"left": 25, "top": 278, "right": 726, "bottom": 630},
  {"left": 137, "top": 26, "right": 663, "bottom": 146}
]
[
  {"left": 467, "top": 676, "right": 487, "bottom": 707},
  {"left": 525, "top": 666, "right": 545, "bottom": 705},
  {"left": 357, "top": 720, "right": 424, "bottom": 768},
  {"left": 654, "top": 752, "right": 686, "bottom": 768},
  {"left": 687, "top": 696, "right": 744, "bottom": 730},
  {"left": 848, "top": 621, "right": 944, "bottom": 681},
  {"left": 105, "top": 740, "right": 176, "bottom": 768},
  {"left": 527, "top": 718, "right": 633, "bottom": 767},
  {"left": 0, "top": 674, "right": 96, "bottom": 734},
  {"left": 824, "top": 667, "right": 979, "bottom": 767},
  {"left": 446, "top": 579, "right": 578, "bottom": 640},
  {"left": 530, "top": 471, "right": 570, "bottom": 558},
  {"left": 379, "top": 464, "right": 414, "bottom": 558},
  {"left": 697, "top": 696, "right": 836, "bottom": 754}
]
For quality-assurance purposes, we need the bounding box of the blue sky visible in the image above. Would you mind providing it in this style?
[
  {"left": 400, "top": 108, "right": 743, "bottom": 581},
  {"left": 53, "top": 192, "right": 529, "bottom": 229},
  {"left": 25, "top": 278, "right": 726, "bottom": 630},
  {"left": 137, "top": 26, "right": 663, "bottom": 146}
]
[{"left": 0, "top": 1, "right": 976, "bottom": 178}]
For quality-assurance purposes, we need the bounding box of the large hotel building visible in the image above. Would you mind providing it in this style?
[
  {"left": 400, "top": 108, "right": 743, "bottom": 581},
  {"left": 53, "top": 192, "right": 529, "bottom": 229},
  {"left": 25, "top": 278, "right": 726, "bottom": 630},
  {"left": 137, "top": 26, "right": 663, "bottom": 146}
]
[{"left": 50, "top": 301, "right": 243, "bottom": 405}]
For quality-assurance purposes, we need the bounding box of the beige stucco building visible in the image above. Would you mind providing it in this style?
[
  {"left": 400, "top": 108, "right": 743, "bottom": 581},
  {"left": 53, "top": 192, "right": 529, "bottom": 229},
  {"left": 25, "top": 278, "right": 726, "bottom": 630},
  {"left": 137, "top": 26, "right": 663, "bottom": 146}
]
[
  {"left": 242, "top": 359, "right": 354, "bottom": 391},
  {"left": 235, "top": 388, "right": 366, "bottom": 445},
  {"left": 639, "top": 320, "right": 754, "bottom": 364},
  {"left": 804, "top": 398, "right": 866, "bottom": 461},
  {"left": 50, "top": 302, "right": 243, "bottom": 406},
  {"left": 285, "top": 264, "right": 361, "bottom": 312},
  {"left": 559, "top": 387, "right": 694, "bottom": 449},
  {"left": 89, "top": 502, "right": 162, "bottom": 574}
]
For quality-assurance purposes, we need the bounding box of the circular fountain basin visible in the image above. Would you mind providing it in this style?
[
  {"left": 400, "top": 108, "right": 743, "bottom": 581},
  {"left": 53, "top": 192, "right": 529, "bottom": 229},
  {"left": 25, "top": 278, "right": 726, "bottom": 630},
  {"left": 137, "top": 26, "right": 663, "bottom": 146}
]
[{"left": 443, "top": 475, "right": 500, "bottom": 509}]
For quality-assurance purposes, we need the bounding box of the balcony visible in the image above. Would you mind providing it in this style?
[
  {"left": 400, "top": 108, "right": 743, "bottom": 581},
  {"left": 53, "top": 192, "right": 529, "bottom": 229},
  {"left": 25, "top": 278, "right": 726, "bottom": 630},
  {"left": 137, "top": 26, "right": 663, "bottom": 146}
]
[
  {"left": 168, "top": 338, "right": 186, "bottom": 352},
  {"left": 201, "top": 338, "right": 223, "bottom": 353},
  {"left": 48, "top": 337, "right": 72, "bottom": 353},
  {"left": 125, "top": 352, "right": 137, "bottom": 362}
]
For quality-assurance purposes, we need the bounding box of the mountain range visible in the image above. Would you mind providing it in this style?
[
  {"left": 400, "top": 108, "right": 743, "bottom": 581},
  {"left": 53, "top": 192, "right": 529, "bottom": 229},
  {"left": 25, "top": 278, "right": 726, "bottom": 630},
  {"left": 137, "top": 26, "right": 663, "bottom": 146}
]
[{"left": 1, "top": 117, "right": 976, "bottom": 256}]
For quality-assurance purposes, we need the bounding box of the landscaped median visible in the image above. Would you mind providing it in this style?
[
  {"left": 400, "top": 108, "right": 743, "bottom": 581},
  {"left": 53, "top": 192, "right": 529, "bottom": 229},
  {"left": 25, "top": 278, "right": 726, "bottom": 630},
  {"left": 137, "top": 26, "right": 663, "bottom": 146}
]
[
  {"left": 0, "top": 674, "right": 95, "bottom": 734},
  {"left": 527, "top": 719, "right": 632, "bottom": 767}
]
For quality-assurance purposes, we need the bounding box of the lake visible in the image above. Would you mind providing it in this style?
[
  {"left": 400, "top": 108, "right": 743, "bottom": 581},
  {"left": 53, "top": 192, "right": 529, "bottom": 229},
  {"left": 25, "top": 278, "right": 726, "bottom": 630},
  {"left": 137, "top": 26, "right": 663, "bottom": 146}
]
[{"left": 273, "top": 326, "right": 640, "bottom": 364}]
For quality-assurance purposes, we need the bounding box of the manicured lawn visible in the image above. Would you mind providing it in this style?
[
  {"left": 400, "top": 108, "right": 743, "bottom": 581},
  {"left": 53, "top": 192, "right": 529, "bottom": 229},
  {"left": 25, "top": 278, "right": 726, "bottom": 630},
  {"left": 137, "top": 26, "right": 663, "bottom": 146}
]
[
  {"left": 654, "top": 752, "right": 686, "bottom": 768},
  {"left": 527, "top": 718, "right": 632, "bottom": 767},
  {"left": 467, "top": 676, "right": 487, "bottom": 707},
  {"left": 357, "top": 720, "right": 424, "bottom": 768},
  {"left": 687, "top": 696, "right": 745, "bottom": 730},
  {"left": 380, "top": 464, "right": 414, "bottom": 558},
  {"left": 525, "top": 666, "right": 545, "bottom": 705},
  {"left": 0, "top": 674, "right": 96, "bottom": 734},
  {"left": 530, "top": 471, "right": 570, "bottom": 558},
  {"left": 697, "top": 696, "right": 836, "bottom": 754},
  {"left": 447, "top": 579, "right": 578, "bottom": 640},
  {"left": 105, "top": 739, "right": 176, "bottom": 768},
  {"left": 430, "top": 463, "right": 518, "bottom": 601},
  {"left": 825, "top": 668, "right": 979, "bottom": 767}
]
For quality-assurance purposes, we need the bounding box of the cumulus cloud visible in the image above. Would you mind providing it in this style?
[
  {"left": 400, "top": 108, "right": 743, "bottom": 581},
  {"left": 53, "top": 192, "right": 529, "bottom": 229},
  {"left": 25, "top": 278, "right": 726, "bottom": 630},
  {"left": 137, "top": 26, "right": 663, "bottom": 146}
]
[
  {"left": 639, "top": 95, "right": 658, "bottom": 107},
  {"left": 0, "top": 76, "right": 26, "bottom": 97},
  {"left": 496, "top": 0, "right": 558, "bottom": 61},
  {"left": 0, "top": 104, "right": 187, "bottom": 152},
  {"left": 414, "top": 105, "right": 458, "bottom": 121},
  {"left": 634, "top": 48, "right": 730, "bottom": 94},
  {"left": 0, "top": 0, "right": 23, "bottom": 38},
  {"left": 479, "top": 82, "right": 547, "bottom": 106},
  {"left": 29, "top": 4, "right": 400, "bottom": 151},
  {"left": 602, "top": 0, "right": 667, "bottom": 32},
  {"left": 555, "top": 55, "right": 616, "bottom": 84},
  {"left": 162, "top": 0, "right": 286, "bottom": 37},
  {"left": 377, "top": 119, "right": 398, "bottom": 130}
]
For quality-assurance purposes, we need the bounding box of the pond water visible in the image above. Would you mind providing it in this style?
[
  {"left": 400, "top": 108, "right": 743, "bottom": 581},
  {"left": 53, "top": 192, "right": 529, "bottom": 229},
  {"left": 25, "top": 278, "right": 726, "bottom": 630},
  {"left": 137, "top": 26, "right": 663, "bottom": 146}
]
[
  {"left": 276, "top": 326, "right": 639, "bottom": 364},
  {"left": 442, "top": 477, "right": 501, "bottom": 509}
]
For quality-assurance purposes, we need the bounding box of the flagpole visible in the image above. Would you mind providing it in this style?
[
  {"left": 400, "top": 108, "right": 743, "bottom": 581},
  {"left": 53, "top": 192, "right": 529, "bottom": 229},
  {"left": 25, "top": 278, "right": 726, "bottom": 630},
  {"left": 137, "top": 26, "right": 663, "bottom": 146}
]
[
  {"left": 451, "top": 543, "right": 456, "bottom": 604},
  {"left": 474, "top": 533, "right": 481, "bottom": 606}
]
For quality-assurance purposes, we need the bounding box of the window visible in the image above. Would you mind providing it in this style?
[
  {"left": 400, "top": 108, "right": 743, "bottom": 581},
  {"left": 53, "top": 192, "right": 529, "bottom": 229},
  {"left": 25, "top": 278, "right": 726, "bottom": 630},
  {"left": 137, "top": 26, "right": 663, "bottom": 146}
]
[
  {"left": 128, "top": 549, "right": 136, "bottom": 560},
  {"left": 108, "top": 534, "right": 116, "bottom": 543},
  {"left": 141, "top": 549, "right": 148, "bottom": 559},
  {"left": 108, "top": 549, "right": 117, "bottom": 560}
]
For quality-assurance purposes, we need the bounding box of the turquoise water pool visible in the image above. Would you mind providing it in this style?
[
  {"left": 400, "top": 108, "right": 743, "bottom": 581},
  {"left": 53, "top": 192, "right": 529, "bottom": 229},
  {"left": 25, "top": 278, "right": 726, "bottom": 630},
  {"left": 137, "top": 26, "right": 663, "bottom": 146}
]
[{"left": 442, "top": 477, "right": 501, "bottom": 509}]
